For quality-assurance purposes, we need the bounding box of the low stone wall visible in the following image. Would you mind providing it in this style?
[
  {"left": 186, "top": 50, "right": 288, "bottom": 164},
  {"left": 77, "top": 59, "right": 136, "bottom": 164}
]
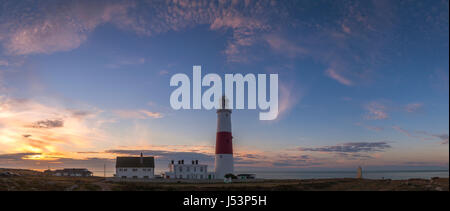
[{"left": 106, "top": 177, "right": 266, "bottom": 183}]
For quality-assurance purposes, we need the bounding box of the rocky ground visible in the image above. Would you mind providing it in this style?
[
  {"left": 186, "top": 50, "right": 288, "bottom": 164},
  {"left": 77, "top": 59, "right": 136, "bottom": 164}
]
[{"left": 1, "top": 168, "right": 448, "bottom": 191}]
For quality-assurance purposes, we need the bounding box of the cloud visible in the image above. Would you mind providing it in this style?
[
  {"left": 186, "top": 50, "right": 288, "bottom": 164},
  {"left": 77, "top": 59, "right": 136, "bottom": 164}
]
[
  {"left": 70, "top": 110, "right": 95, "bottom": 119},
  {"left": 105, "top": 149, "right": 214, "bottom": 162},
  {"left": 393, "top": 126, "right": 449, "bottom": 144},
  {"left": 102, "top": 147, "right": 217, "bottom": 171},
  {"left": 0, "top": 152, "right": 41, "bottom": 160},
  {"left": 0, "top": 0, "right": 446, "bottom": 71},
  {"left": 269, "top": 154, "right": 323, "bottom": 167},
  {"left": 271, "top": 161, "right": 321, "bottom": 167},
  {"left": 405, "top": 103, "right": 423, "bottom": 113},
  {"left": 0, "top": 96, "right": 108, "bottom": 157},
  {"left": 207, "top": 7, "right": 273, "bottom": 62},
  {"left": 0, "top": 152, "right": 115, "bottom": 172},
  {"left": 0, "top": 0, "right": 280, "bottom": 63},
  {"left": 299, "top": 142, "right": 391, "bottom": 153},
  {"left": 264, "top": 34, "right": 308, "bottom": 58},
  {"left": 261, "top": 32, "right": 372, "bottom": 87},
  {"left": 325, "top": 68, "right": 353, "bottom": 86},
  {"left": 433, "top": 134, "right": 449, "bottom": 145},
  {"left": 106, "top": 57, "right": 146, "bottom": 69},
  {"left": 364, "top": 102, "right": 389, "bottom": 120},
  {"left": 277, "top": 82, "right": 302, "bottom": 119},
  {"left": 104, "top": 147, "right": 327, "bottom": 170},
  {"left": 392, "top": 126, "right": 418, "bottom": 138},
  {"left": 355, "top": 122, "right": 384, "bottom": 132},
  {"left": 113, "top": 109, "right": 163, "bottom": 119},
  {"left": 335, "top": 153, "right": 374, "bottom": 160},
  {"left": 0, "top": 60, "right": 9, "bottom": 66},
  {"left": 0, "top": 0, "right": 137, "bottom": 55},
  {"left": 417, "top": 131, "right": 449, "bottom": 145},
  {"left": 0, "top": 146, "right": 310, "bottom": 172},
  {"left": 341, "top": 23, "right": 351, "bottom": 34},
  {"left": 28, "top": 119, "right": 64, "bottom": 129},
  {"left": 159, "top": 70, "right": 169, "bottom": 75},
  {"left": 365, "top": 126, "right": 384, "bottom": 132}
]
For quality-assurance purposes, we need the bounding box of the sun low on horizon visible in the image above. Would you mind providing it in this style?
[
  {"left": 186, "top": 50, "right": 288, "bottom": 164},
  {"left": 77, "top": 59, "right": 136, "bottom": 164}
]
[{"left": 0, "top": 0, "right": 448, "bottom": 175}]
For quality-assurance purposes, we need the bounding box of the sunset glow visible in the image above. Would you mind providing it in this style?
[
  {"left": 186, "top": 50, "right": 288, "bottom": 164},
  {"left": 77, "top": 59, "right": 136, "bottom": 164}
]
[{"left": 0, "top": 0, "right": 448, "bottom": 176}]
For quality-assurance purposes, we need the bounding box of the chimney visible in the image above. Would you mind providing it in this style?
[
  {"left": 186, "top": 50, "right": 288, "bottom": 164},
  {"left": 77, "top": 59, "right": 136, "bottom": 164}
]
[{"left": 140, "top": 152, "right": 143, "bottom": 164}]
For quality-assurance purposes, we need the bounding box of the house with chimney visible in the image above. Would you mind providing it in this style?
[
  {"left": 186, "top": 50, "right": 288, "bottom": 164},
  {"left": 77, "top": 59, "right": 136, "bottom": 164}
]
[
  {"left": 115, "top": 153, "right": 155, "bottom": 179},
  {"left": 163, "top": 160, "right": 214, "bottom": 179}
]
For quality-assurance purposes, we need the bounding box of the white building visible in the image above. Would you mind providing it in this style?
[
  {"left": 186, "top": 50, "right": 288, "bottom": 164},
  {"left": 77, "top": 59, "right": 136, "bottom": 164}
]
[
  {"left": 115, "top": 153, "right": 155, "bottom": 179},
  {"left": 163, "top": 160, "right": 214, "bottom": 179}
]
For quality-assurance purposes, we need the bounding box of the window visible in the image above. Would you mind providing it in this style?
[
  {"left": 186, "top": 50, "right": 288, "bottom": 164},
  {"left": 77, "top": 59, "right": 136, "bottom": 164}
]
[
  {"left": 124, "top": 168, "right": 128, "bottom": 171},
  {"left": 143, "top": 169, "right": 146, "bottom": 171},
  {"left": 200, "top": 175, "right": 203, "bottom": 179},
  {"left": 144, "top": 176, "right": 149, "bottom": 179},
  {"left": 121, "top": 176, "right": 127, "bottom": 179},
  {"left": 132, "top": 176, "right": 138, "bottom": 179},
  {"left": 132, "top": 168, "right": 138, "bottom": 172},
  {"left": 200, "top": 167, "right": 203, "bottom": 172},
  {"left": 119, "top": 168, "right": 122, "bottom": 171},
  {"left": 187, "top": 167, "right": 190, "bottom": 172},
  {"left": 194, "top": 167, "right": 196, "bottom": 172},
  {"left": 179, "top": 167, "right": 182, "bottom": 172}
]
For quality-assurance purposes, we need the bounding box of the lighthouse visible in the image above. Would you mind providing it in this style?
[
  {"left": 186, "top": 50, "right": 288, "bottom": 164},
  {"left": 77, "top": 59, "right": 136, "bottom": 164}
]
[{"left": 215, "top": 96, "right": 234, "bottom": 179}]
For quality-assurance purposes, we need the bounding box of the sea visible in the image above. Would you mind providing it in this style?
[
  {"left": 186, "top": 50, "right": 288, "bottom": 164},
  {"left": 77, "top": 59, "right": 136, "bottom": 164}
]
[{"left": 235, "top": 170, "right": 449, "bottom": 180}]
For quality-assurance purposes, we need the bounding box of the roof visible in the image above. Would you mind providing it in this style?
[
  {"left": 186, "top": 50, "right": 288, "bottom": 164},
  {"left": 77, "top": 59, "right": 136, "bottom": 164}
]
[{"left": 116, "top": 156, "right": 155, "bottom": 168}]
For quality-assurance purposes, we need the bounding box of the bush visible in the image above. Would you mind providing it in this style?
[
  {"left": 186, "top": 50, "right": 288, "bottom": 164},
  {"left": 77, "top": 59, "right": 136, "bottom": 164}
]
[{"left": 224, "top": 174, "right": 237, "bottom": 179}]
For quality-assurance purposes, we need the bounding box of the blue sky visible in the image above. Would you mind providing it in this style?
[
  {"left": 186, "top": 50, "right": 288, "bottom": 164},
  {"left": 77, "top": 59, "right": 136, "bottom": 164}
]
[{"left": 0, "top": 0, "right": 448, "bottom": 174}]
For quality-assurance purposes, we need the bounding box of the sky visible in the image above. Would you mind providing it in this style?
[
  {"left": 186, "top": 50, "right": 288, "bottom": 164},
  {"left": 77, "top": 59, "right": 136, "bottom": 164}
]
[{"left": 0, "top": 0, "right": 448, "bottom": 175}]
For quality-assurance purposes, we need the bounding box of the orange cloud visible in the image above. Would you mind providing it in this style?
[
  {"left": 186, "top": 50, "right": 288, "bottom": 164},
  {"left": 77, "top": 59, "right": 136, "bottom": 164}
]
[
  {"left": 3, "top": 1, "right": 136, "bottom": 55},
  {"left": 0, "top": 97, "right": 107, "bottom": 160},
  {"left": 264, "top": 34, "right": 308, "bottom": 58},
  {"left": 365, "top": 102, "right": 389, "bottom": 120},
  {"left": 325, "top": 68, "right": 353, "bottom": 86},
  {"left": 113, "top": 109, "right": 163, "bottom": 119}
]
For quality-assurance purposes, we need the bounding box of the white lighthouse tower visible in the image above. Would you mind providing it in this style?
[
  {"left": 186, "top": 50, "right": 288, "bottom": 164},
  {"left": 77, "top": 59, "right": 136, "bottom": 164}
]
[{"left": 215, "top": 96, "right": 234, "bottom": 179}]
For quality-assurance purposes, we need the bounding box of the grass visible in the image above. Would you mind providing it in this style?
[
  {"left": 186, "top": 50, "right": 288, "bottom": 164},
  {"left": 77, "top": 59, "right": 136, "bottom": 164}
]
[{"left": 0, "top": 168, "right": 448, "bottom": 191}]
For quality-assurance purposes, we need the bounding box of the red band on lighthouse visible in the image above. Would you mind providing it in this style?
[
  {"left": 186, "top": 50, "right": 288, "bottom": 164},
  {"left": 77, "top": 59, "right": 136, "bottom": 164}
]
[{"left": 215, "top": 132, "right": 233, "bottom": 154}]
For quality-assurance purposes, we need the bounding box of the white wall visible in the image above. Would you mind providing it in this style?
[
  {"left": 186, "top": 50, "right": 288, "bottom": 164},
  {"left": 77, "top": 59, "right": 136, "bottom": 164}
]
[
  {"left": 215, "top": 154, "right": 234, "bottom": 179},
  {"left": 115, "top": 167, "right": 154, "bottom": 179},
  {"left": 166, "top": 164, "right": 208, "bottom": 179}
]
